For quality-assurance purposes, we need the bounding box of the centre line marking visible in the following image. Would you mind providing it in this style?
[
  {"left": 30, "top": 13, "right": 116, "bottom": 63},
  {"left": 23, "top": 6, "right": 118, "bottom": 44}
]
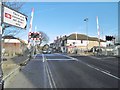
[
  {"left": 46, "top": 62, "right": 57, "bottom": 88},
  {"left": 45, "top": 63, "right": 53, "bottom": 88},
  {"left": 43, "top": 54, "right": 57, "bottom": 88}
]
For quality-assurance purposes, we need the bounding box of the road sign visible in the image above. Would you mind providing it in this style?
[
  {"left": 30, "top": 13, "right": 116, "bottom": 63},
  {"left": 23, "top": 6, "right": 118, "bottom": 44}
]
[{"left": 3, "top": 5, "right": 27, "bottom": 29}]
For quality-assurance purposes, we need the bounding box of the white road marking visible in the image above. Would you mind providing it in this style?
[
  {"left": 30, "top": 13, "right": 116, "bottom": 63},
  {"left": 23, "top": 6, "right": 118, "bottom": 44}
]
[
  {"left": 42, "top": 54, "right": 53, "bottom": 88},
  {"left": 78, "top": 60, "right": 120, "bottom": 80},
  {"left": 45, "top": 63, "right": 53, "bottom": 88},
  {"left": 32, "top": 59, "right": 43, "bottom": 61},
  {"left": 43, "top": 63, "right": 47, "bottom": 88},
  {"left": 47, "top": 59, "right": 76, "bottom": 61},
  {"left": 42, "top": 54, "right": 45, "bottom": 62},
  {"left": 2, "top": 66, "right": 20, "bottom": 81},
  {"left": 46, "top": 62, "right": 57, "bottom": 88},
  {"left": 33, "top": 54, "right": 37, "bottom": 59},
  {"left": 86, "top": 64, "right": 111, "bottom": 74},
  {"left": 42, "top": 54, "right": 57, "bottom": 88},
  {"left": 88, "top": 56, "right": 102, "bottom": 60},
  {"left": 88, "top": 56, "right": 116, "bottom": 60},
  {"left": 103, "top": 57, "right": 116, "bottom": 59},
  {"left": 55, "top": 53, "right": 78, "bottom": 61}
]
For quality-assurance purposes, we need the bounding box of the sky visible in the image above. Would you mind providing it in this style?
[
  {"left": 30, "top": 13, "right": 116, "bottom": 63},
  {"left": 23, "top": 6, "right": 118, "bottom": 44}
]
[{"left": 7, "top": 2, "right": 118, "bottom": 44}]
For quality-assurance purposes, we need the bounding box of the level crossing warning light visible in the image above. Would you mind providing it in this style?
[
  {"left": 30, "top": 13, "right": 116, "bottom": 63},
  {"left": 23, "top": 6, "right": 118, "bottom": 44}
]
[{"left": 28, "top": 32, "right": 41, "bottom": 40}]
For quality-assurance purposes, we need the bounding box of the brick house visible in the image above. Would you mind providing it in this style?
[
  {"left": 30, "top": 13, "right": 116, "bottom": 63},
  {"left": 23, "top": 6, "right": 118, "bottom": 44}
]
[{"left": 2, "top": 35, "right": 27, "bottom": 56}]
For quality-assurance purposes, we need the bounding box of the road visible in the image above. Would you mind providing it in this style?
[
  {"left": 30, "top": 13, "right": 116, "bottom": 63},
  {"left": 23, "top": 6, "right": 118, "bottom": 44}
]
[{"left": 5, "top": 53, "right": 119, "bottom": 88}]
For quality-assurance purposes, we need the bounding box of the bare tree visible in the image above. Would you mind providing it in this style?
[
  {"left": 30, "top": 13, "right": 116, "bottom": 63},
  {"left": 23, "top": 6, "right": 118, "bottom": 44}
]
[{"left": 38, "top": 31, "right": 49, "bottom": 45}]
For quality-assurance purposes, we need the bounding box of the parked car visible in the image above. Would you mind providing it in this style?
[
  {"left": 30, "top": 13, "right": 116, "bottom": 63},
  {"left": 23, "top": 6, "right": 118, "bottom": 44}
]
[
  {"left": 90, "top": 46, "right": 106, "bottom": 55},
  {"left": 42, "top": 49, "right": 51, "bottom": 54}
]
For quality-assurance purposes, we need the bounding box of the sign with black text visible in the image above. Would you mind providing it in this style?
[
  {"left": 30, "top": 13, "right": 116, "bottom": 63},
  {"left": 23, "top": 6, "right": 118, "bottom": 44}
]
[
  {"left": 3, "top": 6, "right": 27, "bottom": 29},
  {"left": 0, "top": 2, "right": 2, "bottom": 34}
]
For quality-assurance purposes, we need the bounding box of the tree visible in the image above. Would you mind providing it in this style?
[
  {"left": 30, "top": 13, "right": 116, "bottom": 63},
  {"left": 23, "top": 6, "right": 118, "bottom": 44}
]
[
  {"left": 2, "top": 2, "right": 24, "bottom": 35},
  {"left": 38, "top": 31, "right": 49, "bottom": 45},
  {"left": 42, "top": 44, "right": 49, "bottom": 51}
]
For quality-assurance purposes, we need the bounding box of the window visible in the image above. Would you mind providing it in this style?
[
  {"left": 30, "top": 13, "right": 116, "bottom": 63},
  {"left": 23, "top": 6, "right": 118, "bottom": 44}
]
[
  {"left": 73, "top": 42, "right": 75, "bottom": 45},
  {"left": 81, "top": 40, "right": 83, "bottom": 44}
]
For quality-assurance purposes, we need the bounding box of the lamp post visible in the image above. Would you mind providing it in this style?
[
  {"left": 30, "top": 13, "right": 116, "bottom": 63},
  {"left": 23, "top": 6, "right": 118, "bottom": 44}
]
[{"left": 84, "top": 18, "right": 88, "bottom": 53}]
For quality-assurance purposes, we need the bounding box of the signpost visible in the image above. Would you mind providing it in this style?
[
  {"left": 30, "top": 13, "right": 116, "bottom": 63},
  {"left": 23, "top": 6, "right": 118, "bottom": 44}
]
[
  {"left": 0, "top": 2, "right": 27, "bottom": 89},
  {"left": 0, "top": 1, "right": 3, "bottom": 89},
  {"left": 3, "top": 5, "right": 27, "bottom": 29}
]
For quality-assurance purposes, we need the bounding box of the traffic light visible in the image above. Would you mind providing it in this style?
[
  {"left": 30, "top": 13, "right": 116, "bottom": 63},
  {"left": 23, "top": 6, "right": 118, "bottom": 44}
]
[{"left": 105, "top": 36, "right": 115, "bottom": 41}]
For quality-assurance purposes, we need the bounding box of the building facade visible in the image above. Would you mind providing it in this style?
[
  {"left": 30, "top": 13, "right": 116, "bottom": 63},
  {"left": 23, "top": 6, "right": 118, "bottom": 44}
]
[
  {"left": 2, "top": 35, "right": 27, "bottom": 56},
  {"left": 53, "top": 33, "right": 106, "bottom": 54}
]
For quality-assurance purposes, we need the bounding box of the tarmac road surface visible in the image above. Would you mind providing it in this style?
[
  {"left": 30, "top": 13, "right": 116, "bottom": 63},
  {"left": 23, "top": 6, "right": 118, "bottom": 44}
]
[{"left": 5, "top": 53, "right": 119, "bottom": 88}]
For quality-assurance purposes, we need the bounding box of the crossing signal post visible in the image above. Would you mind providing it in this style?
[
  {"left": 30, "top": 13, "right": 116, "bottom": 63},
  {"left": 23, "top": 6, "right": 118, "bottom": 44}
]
[{"left": 28, "top": 32, "right": 41, "bottom": 55}]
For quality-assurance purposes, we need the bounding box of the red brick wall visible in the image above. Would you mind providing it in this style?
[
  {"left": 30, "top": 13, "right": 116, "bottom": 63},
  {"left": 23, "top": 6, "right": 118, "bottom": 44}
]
[{"left": 3, "top": 43, "right": 22, "bottom": 55}]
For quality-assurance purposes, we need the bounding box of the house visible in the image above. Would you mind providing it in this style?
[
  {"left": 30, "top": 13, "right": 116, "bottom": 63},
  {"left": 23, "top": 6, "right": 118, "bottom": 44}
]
[
  {"left": 53, "top": 33, "right": 106, "bottom": 53},
  {"left": 66, "top": 33, "right": 106, "bottom": 53},
  {"left": 2, "top": 35, "right": 27, "bottom": 56}
]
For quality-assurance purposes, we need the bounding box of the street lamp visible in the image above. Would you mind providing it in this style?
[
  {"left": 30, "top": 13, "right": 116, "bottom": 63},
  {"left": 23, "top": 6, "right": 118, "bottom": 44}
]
[{"left": 84, "top": 18, "right": 88, "bottom": 53}]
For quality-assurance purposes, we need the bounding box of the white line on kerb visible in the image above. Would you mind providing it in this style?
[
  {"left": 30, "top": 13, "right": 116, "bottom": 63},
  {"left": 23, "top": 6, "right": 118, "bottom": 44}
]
[
  {"left": 78, "top": 60, "right": 120, "bottom": 80},
  {"left": 2, "top": 58, "right": 30, "bottom": 81},
  {"left": 2, "top": 66, "right": 20, "bottom": 81}
]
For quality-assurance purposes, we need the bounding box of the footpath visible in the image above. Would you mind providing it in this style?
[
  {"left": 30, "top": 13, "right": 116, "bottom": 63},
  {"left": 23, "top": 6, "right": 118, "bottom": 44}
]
[{"left": 1, "top": 50, "right": 30, "bottom": 81}]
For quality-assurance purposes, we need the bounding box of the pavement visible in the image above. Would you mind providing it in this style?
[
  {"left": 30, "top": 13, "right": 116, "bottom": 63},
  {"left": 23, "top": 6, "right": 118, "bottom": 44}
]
[
  {"left": 1, "top": 50, "right": 30, "bottom": 81},
  {"left": 4, "top": 53, "right": 119, "bottom": 88}
]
